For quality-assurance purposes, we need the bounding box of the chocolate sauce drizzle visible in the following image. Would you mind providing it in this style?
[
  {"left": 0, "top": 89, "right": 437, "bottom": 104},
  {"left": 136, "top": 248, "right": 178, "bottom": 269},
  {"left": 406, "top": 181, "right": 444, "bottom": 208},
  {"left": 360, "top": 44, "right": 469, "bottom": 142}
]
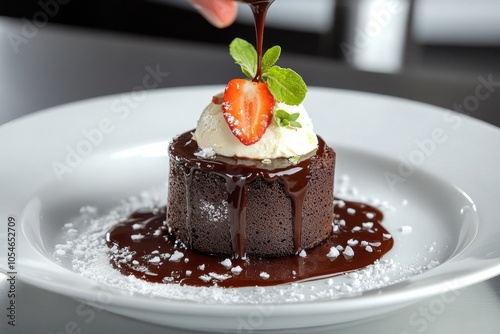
[
  {"left": 171, "top": 131, "right": 321, "bottom": 258},
  {"left": 106, "top": 199, "right": 393, "bottom": 288},
  {"left": 238, "top": 0, "right": 275, "bottom": 81}
]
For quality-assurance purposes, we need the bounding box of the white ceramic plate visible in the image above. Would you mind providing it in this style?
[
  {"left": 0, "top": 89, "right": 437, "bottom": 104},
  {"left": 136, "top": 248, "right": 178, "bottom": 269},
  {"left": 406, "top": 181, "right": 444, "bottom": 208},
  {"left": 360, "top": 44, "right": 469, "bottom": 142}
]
[{"left": 1, "top": 86, "right": 500, "bottom": 332}]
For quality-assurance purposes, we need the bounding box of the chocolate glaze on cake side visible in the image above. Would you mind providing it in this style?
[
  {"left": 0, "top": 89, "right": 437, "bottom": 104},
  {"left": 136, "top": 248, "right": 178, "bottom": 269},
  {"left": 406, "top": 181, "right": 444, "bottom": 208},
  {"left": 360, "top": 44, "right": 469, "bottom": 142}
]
[{"left": 167, "top": 131, "right": 335, "bottom": 258}]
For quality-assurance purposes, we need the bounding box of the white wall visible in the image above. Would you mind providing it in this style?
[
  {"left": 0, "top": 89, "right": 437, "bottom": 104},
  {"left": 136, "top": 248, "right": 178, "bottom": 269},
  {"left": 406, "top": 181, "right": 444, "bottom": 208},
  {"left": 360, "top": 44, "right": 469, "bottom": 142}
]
[{"left": 413, "top": 0, "right": 500, "bottom": 46}]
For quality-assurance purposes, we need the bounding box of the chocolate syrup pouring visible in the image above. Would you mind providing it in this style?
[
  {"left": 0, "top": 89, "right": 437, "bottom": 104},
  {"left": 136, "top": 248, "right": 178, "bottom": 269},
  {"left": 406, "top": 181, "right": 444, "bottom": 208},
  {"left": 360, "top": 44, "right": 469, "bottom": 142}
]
[
  {"left": 105, "top": 0, "right": 394, "bottom": 288},
  {"left": 239, "top": 0, "right": 275, "bottom": 81}
]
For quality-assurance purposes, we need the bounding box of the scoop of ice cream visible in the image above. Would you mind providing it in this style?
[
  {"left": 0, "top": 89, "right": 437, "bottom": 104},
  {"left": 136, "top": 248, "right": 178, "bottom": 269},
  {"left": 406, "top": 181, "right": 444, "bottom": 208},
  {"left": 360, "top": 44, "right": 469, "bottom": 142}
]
[{"left": 193, "top": 94, "right": 318, "bottom": 159}]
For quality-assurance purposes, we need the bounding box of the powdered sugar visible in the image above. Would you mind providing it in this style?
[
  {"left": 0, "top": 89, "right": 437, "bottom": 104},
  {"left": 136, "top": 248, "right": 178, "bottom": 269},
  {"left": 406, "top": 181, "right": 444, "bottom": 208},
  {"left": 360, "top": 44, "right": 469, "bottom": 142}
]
[
  {"left": 51, "top": 178, "right": 442, "bottom": 304},
  {"left": 326, "top": 247, "right": 340, "bottom": 259},
  {"left": 220, "top": 258, "right": 232, "bottom": 269},
  {"left": 194, "top": 147, "right": 216, "bottom": 159}
]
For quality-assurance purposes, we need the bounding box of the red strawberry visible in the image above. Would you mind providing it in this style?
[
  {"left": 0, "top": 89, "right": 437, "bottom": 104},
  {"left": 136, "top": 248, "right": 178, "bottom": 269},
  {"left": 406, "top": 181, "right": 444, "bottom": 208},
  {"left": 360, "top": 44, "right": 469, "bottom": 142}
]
[
  {"left": 212, "top": 95, "right": 222, "bottom": 104},
  {"left": 221, "top": 79, "right": 275, "bottom": 145}
]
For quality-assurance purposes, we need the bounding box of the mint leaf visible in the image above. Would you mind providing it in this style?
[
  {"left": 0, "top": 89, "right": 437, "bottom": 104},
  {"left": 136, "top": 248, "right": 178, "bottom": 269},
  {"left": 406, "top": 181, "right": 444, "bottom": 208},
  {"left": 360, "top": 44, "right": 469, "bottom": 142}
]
[
  {"left": 261, "top": 45, "right": 281, "bottom": 73},
  {"left": 229, "top": 38, "right": 257, "bottom": 79},
  {"left": 274, "top": 109, "right": 302, "bottom": 129},
  {"left": 264, "top": 66, "right": 307, "bottom": 105},
  {"left": 274, "top": 109, "right": 287, "bottom": 127},
  {"left": 288, "top": 112, "right": 300, "bottom": 122},
  {"left": 228, "top": 38, "right": 308, "bottom": 105},
  {"left": 289, "top": 155, "right": 301, "bottom": 165}
]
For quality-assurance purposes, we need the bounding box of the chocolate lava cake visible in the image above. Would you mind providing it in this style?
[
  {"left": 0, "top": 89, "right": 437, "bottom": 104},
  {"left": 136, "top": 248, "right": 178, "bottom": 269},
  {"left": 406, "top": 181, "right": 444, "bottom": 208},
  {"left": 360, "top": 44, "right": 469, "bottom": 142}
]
[{"left": 166, "top": 131, "right": 336, "bottom": 258}]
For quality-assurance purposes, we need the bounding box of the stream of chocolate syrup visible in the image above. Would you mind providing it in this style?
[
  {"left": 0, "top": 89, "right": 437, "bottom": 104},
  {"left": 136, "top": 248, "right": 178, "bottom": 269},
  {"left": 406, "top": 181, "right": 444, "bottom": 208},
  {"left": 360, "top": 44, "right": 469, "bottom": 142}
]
[
  {"left": 106, "top": 199, "right": 393, "bottom": 288},
  {"left": 238, "top": 0, "right": 275, "bottom": 81}
]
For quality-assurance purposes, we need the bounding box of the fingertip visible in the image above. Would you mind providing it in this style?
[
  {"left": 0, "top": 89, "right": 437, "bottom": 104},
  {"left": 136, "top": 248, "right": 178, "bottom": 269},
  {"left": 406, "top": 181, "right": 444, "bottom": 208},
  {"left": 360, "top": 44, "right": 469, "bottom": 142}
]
[
  {"left": 217, "top": 1, "right": 238, "bottom": 28},
  {"left": 190, "top": 0, "right": 238, "bottom": 28}
]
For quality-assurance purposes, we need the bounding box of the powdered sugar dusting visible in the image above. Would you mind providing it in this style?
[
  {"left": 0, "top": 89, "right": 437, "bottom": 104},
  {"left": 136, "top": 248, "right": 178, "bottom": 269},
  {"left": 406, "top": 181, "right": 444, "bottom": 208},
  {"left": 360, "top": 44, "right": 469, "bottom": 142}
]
[{"left": 51, "top": 180, "right": 442, "bottom": 304}]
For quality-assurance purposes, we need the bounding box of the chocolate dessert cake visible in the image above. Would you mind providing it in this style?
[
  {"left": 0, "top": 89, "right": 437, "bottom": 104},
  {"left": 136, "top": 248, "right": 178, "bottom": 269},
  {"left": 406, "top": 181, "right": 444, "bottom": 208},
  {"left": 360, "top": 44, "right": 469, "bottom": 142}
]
[
  {"left": 165, "top": 0, "right": 336, "bottom": 259},
  {"left": 167, "top": 131, "right": 335, "bottom": 258},
  {"left": 102, "top": 0, "right": 394, "bottom": 289}
]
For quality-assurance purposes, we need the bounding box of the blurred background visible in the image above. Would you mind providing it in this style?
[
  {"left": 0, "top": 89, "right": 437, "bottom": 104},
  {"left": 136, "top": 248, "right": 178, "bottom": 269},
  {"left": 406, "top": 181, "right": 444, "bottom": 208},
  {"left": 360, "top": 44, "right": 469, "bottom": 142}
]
[
  {"left": 1, "top": 0, "right": 500, "bottom": 124},
  {"left": 2, "top": 0, "right": 500, "bottom": 73}
]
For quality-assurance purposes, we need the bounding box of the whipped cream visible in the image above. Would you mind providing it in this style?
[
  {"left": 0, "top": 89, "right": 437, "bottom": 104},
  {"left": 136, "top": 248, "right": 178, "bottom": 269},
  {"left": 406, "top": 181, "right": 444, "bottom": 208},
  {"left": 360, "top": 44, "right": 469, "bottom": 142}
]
[{"left": 194, "top": 94, "right": 318, "bottom": 159}]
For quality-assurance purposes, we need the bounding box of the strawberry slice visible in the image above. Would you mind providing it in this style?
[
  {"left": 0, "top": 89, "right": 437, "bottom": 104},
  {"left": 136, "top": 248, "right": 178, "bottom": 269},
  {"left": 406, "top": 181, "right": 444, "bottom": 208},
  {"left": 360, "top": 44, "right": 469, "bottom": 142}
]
[
  {"left": 212, "top": 95, "right": 222, "bottom": 104},
  {"left": 221, "top": 78, "right": 275, "bottom": 145}
]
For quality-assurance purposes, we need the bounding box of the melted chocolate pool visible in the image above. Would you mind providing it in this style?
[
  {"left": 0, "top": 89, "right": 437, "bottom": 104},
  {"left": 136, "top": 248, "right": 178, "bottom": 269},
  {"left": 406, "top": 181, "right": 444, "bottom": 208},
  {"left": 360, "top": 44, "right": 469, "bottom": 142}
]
[{"left": 106, "top": 199, "right": 393, "bottom": 288}]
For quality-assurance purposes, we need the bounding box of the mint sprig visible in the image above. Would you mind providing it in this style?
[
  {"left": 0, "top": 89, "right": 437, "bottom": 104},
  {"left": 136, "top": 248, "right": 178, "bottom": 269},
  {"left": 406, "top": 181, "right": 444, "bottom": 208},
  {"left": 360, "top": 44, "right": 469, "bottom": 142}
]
[
  {"left": 274, "top": 109, "right": 302, "bottom": 128},
  {"left": 229, "top": 38, "right": 307, "bottom": 106}
]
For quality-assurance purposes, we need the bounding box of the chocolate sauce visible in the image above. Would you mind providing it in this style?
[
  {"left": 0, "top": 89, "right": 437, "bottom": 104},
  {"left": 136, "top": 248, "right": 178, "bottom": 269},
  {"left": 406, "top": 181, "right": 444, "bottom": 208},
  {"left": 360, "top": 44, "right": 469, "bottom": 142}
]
[
  {"left": 106, "top": 199, "right": 393, "bottom": 288},
  {"left": 170, "top": 131, "right": 322, "bottom": 258},
  {"left": 238, "top": 0, "right": 275, "bottom": 81}
]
